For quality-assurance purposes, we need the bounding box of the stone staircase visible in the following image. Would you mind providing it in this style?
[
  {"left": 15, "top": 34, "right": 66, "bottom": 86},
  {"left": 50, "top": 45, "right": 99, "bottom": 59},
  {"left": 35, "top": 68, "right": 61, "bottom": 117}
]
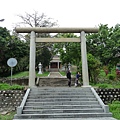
[{"left": 13, "top": 87, "right": 112, "bottom": 119}]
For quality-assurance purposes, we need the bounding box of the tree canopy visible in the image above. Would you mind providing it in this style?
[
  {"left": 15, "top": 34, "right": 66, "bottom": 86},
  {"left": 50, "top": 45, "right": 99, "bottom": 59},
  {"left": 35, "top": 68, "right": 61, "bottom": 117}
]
[
  {"left": 86, "top": 24, "right": 120, "bottom": 67},
  {"left": 0, "top": 27, "right": 29, "bottom": 76},
  {"left": 16, "top": 11, "right": 58, "bottom": 70}
]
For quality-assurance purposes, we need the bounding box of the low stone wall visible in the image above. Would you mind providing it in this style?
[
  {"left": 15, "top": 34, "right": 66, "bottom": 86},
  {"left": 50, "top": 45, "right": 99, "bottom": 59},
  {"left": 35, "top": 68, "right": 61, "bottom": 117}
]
[
  {"left": 0, "top": 78, "right": 29, "bottom": 85},
  {"left": 0, "top": 88, "right": 120, "bottom": 112},
  {"left": 95, "top": 88, "right": 120, "bottom": 104},
  {"left": 0, "top": 90, "right": 25, "bottom": 112}
]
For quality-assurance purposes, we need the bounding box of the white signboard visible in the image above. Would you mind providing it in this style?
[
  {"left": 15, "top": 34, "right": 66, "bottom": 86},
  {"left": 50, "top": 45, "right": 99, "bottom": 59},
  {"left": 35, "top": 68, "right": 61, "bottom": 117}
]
[
  {"left": 7, "top": 58, "right": 17, "bottom": 67},
  {"left": 7, "top": 58, "right": 17, "bottom": 85}
]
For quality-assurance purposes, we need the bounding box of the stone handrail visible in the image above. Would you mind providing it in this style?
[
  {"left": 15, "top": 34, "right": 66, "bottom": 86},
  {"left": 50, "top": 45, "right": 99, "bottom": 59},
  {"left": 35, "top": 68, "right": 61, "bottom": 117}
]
[
  {"left": 91, "top": 87, "right": 109, "bottom": 113},
  {"left": 17, "top": 88, "right": 30, "bottom": 115}
]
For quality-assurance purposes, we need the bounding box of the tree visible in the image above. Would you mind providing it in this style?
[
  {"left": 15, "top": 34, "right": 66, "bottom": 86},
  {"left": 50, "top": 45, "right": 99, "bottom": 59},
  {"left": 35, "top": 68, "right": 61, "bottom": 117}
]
[
  {"left": 36, "top": 47, "right": 52, "bottom": 71},
  {"left": 53, "top": 33, "right": 81, "bottom": 68},
  {"left": 17, "top": 11, "right": 57, "bottom": 27},
  {"left": 8, "top": 35, "right": 29, "bottom": 72},
  {"left": 0, "top": 27, "right": 29, "bottom": 76},
  {"left": 0, "top": 27, "right": 11, "bottom": 76},
  {"left": 87, "top": 54, "right": 101, "bottom": 83},
  {"left": 16, "top": 11, "right": 58, "bottom": 70},
  {"left": 16, "top": 11, "right": 57, "bottom": 38},
  {"left": 86, "top": 24, "right": 120, "bottom": 69}
]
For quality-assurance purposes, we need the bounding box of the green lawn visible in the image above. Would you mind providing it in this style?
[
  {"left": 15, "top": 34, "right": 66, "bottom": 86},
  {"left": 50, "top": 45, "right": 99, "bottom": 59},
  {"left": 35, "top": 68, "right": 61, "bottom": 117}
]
[
  {"left": 0, "top": 111, "right": 16, "bottom": 120},
  {"left": 36, "top": 71, "right": 49, "bottom": 77},
  {"left": 7, "top": 71, "right": 49, "bottom": 78},
  {"left": 7, "top": 71, "right": 29, "bottom": 78},
  {"left": 109, "top": 101, "right": 120, "bottom": 120}
]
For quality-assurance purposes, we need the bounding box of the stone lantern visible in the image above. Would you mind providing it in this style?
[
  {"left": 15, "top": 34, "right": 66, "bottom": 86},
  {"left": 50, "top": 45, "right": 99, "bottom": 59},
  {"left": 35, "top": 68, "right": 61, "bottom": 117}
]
[
  {"left": 38, "top": 62, "right": 42, "bottom": 74},
  {"left": 68, "top": 62, "right": 71, "bottom": 71}
]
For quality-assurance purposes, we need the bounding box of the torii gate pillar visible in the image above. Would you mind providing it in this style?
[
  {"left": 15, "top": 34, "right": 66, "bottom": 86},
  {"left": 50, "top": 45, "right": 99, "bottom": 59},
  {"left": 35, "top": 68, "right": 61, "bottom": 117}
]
[
  {"left": 81, "top": 31, "right": 90, "bottom": 87},
  {"left": 29, "top": 31, "right": 36, "bottom": 87}
]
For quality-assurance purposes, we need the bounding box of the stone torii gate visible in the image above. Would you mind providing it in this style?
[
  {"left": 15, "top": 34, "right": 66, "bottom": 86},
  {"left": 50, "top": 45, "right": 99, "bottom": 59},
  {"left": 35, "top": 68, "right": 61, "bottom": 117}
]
[{"left": 15, "top": 27, "right": 99, "bottom": 87}]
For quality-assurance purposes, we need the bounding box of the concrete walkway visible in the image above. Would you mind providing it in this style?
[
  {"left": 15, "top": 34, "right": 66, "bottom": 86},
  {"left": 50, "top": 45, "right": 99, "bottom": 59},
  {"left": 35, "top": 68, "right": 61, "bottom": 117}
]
[
  {"left": 48, "top": 72, "right": 64, "bottom": 78},
  {"left": 48, "top": 72, "right": 74, "bottom": 78},
  {"left": 48, "top": 72, "right": 66, "bottom": 78}
]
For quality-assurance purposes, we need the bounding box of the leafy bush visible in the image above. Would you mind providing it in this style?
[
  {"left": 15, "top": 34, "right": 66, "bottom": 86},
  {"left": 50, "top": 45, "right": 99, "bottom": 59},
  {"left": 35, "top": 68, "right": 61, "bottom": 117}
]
[
  {"left": 10, "top": 84, "right": 24, "bottom": 90},
  {"left": 0, "top": 83, "right": 11, "bottom": 90},
  {"left": 87, "top": 53, "right": 101, "bottom": 84},
  {"left": 107, "top": 74, "right": 115, "bottom": 80}
]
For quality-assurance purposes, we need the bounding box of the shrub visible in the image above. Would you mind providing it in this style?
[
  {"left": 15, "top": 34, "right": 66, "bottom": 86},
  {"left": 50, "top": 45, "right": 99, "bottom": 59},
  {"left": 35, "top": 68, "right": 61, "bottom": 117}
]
[
  {"left": 0, "top": 83, "right": 11, "bottom": 90},
  {"left": 107, "top": 74, "right": 115, "bottom": 80},
  {"left": 10, "top": 84, "right": 24, "bottom": 90},
  {"left": 109, "top": 101, "right": 120, "bottom": 120},
  {"left": 0, "top": 83, "right": 24, "bottom": 90}
]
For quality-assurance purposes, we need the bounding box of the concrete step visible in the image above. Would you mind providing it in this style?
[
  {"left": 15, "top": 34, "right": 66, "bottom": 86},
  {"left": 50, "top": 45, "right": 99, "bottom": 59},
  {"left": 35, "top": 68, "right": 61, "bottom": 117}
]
[
  {"left": 30, "top": 92, "right": 90, "bottom": 94},
  {"left": 14, "top": 87, "right": 112, "bottom": 119},
  {"left": 28, "top": 95, "right": 95, "bottom": 99},
  {"left": 26, "top": 98, "right": 96, "bottom": 102},
  {"left": 30, "top": 87, "right": 91, "bottom": 91},
  {"left": 29, "top": 92, "right": 93, "bottom": 96},
  {"left": 13, "top": 118, "right": 117, "bottom": 120},
  {"left": 25, "top": 101, "right": 99, "bottom": 106},
  {"left": 23, "top": 105, "right": 102, "bottom": 110},
  {"left": 14, "top": 113, "right": 112, "bottom": 119},
  {"left": 22, "top": 108, "right": 104, "bottom": 114}
]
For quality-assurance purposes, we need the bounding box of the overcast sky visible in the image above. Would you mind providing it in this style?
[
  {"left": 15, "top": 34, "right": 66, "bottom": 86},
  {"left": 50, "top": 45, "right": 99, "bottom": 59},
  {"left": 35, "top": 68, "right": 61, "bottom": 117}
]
[{"left": 0, "top": 0, "right": 120, "bottom": 31}]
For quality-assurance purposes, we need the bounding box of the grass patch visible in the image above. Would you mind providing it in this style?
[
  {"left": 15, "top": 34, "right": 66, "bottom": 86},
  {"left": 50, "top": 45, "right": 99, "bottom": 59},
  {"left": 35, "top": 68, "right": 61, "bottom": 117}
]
[
  {"left": 91, "top": 81, "right": 120, "bottom": 89},
  {"left": 59, "top": 71, "right": 66, "bottom": 76},
  {"left": 91, "top": 83, "right": 113, "bottom": 89},
  {"left": 7, "top": 71, "right": 29, "bottom": 78},
  {"left": 0, "top": 111, "right": 16, "bottom": 120},
  {"left": 7, "top": 71, "right": 49, "bottom": 78},
  {"left": 36, "top": 71, "right": 49, "bottom": 77},
  {"left": 109, "top": 101, "right": 120, "bottom": 120}
]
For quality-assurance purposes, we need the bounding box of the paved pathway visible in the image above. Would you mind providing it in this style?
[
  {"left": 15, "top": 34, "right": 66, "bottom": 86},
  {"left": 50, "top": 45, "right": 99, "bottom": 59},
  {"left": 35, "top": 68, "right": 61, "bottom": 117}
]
[{"left": 48, "top": 72, "right": 66, "bottom": 78}]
